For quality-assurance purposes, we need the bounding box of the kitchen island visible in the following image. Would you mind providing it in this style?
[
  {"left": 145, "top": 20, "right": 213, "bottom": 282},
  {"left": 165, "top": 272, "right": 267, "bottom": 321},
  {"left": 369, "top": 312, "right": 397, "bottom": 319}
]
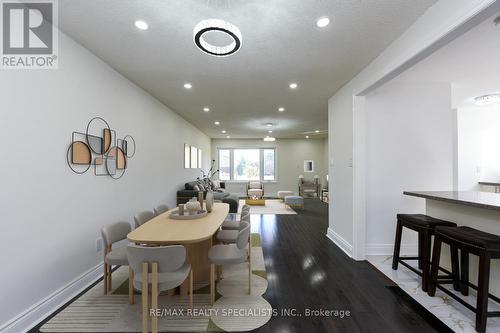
[{"left": 404, "top": 191, "right": 500, "bottom": 296}]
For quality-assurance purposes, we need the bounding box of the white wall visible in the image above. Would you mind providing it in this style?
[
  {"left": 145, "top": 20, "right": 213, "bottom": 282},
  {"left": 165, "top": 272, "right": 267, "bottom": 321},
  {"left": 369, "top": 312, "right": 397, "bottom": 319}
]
[
  {"left": 457, "top": 104, "right": 500, "bottom": 190},
  {"left": 327, "top": 0, "right": 497, "bottom": 259},
  {"left": 211, "top": 138, "right": 328, "bottom": 197},
  {"left": 0, "top": 31, "right": 210, "bottom": 331},
  {"left": 364, "top": 82, "right": 454, "bottom": 254}
]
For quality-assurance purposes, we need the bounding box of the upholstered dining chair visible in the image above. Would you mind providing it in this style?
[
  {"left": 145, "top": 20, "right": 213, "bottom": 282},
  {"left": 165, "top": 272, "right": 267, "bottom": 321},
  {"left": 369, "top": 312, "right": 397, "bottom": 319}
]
[
  {"left": 247, "top": 181, "right": 264, "bottom": 198},
  {"left": 208, "top": 222, "right": 251, "bottom": 305},
  {"left": 221, "top": 209, "right": 250, "bottom": 230},
  {"left": 100, "top": 222, "right": 134, "bottom": 304},
  {"left": 154, "top": 204, "right": 169, "bottom": 216},
  {"left": 134, "top": 210, "right": 155, "bottom": 228},
  {"left": 217, "top": 221, "right": 250, "bottom": 244},
  {"left": 127, "top": 244, "right": 193, "bottom": 333}
]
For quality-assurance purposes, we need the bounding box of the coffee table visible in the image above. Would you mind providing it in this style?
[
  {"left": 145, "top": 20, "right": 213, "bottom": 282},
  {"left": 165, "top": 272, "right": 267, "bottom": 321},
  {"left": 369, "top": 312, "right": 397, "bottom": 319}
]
[{"left": 245, "top": 198, "right": 265, "bottom": 206}]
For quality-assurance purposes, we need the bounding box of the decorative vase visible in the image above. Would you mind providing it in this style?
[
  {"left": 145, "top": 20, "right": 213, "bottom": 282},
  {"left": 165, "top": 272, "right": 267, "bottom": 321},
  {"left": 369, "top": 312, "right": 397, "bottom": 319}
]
[
  {"left": 198, "top": 191, "right": 204, "bottom": 208},
  {"left": 206, "top": 191, "right": 214, "bottom": 213},
  {"left": 178, "top": 204, "right": 184, "bottom": 216},
  {"left": 185, "top": 198, "right": 201, "bottom": 215}
]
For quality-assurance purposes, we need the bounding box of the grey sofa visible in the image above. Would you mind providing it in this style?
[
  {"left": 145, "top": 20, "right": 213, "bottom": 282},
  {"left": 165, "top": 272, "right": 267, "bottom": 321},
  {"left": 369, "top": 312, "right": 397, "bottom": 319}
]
[{"left": 177, "top": 180, "right": 239, "bottom": 213}]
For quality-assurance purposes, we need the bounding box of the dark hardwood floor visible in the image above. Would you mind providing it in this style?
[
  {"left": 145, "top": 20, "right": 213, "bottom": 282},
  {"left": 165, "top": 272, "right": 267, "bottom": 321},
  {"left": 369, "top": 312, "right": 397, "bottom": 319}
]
[
  {"left": 251, "top": 199, "right": 451, "bottom": 333},
  {"left": 31, "top": 199, "right": 451, "bottom": 333}
]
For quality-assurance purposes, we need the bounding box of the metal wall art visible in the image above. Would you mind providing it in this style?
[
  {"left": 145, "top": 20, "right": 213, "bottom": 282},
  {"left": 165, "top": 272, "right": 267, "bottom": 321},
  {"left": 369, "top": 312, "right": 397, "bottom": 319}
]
[{"left": 66, "top": 117, "right": 136, "bottom": 180}]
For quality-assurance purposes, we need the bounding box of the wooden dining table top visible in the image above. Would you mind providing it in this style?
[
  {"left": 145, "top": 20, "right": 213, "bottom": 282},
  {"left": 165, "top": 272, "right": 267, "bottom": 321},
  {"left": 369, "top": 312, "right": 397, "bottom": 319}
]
[{"left": 127, "top": 202, "right": 230, "bottom": 245}]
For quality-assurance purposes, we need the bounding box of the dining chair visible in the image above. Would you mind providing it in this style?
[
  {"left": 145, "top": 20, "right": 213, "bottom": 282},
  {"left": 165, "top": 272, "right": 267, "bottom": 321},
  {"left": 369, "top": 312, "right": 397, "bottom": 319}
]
[
  {"left": 134, "top": 210, "right": 155, "bottom": 228},
  {"left": 221, "top": 206, "right": 250, "bottom": 230},
  {"left": 101, "top": 222, "right": 134, "bottom": 304},
  {"left": 154, "top": 204, "right": 169, "bottom": 216},
  {"left": 127, "top": 244, "right": 193, "bottom": 333},
  {"left": 216, "top": 221, "right": 250, "bottom": 244},
  {"left": 208, "top": 222, "right": 251, "bottom": 305}
]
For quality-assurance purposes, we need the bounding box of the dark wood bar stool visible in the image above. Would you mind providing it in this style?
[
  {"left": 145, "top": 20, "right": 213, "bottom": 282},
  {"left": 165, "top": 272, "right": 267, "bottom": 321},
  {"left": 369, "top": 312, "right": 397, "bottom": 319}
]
[
  {"left": 428, "top": 226, "right": 500, "bottom": 333},
  {"left": 392, "top": 214, "right": 458, "bottom": 292}
]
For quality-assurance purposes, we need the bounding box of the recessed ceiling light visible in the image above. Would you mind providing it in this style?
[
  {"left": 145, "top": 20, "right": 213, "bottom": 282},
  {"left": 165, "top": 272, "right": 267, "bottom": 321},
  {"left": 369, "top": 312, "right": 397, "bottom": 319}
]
[
  {"left": 289, "top": 82, "right": 298, "bottom": 89},
  {"left": 203, "top": 107, "right": 210, "bottom": 112},
  {"left": 135, "top": 20, "right": 149, "bottom": 30},
  {"left": 214, "top": 121, "right": 220, "bottom": 125},
  {"left": 316, "top": 17, "right": 330, "bottom": 28},
  {"left": 305, "top": 136, "right": 309, "bottom": 139},
  {"left": 226, "top": 135, "right": 230, "bottom": 139},
  {"left": 473, "top": 93, "right": 500, "bottom": 105},
  {"left": 278, "top": 107, "right": 285, "bottom": 112},
  {"left": 315, "top": 130, "right": 320, "bottom": 133},
  {"left": 184, "top": 83, "right": 192, "bottom": 89},
  {"left": 221, "top": 130, "right": 226, "bottom": 134},
  {"left": 268, "top": 130, "right": 273, "bottom": 133},
  {"left": 264, "top": 137, "right": 276, "bottom": 142},
  {"left": 266, "top": 123, "right": 273, "bottom": 127}
]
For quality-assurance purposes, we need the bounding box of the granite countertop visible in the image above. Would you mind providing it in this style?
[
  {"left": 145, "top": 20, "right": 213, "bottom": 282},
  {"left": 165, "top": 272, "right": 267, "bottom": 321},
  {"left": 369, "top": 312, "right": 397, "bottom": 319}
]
[
  {"left": 403, "top": 191, "right": 500, "bottom": 211},
  {"left": 479, "top": 181, "right": 500, "bottom": 187}
]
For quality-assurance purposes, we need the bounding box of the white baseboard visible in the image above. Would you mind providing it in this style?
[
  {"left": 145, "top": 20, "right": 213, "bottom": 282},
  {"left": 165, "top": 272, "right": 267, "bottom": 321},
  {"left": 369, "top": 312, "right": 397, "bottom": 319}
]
[
  {"left": 0, "top": 263, "right": 103, "bottom": 333},
  {"left": 326, "top": 227, "right": 353, "bottom": 257},
  {"left": 365, "top": 243, "right": 418, "bottom": 256}
]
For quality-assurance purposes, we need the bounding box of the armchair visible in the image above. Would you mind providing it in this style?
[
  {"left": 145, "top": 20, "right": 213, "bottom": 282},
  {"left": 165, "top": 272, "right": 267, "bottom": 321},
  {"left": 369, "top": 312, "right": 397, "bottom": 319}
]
[
  {"left": 298, "top": 175, "right": 320, "bottom": 198},
  {"left": 247, "top": 181, "right": 264, "bottom": 198}
]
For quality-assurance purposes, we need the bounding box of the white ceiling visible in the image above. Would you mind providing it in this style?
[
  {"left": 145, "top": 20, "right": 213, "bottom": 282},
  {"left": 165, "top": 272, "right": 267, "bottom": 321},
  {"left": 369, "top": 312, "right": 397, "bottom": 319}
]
[
  {"left": 394, "top": 11, "right": 500, "bottom": 109},
  {"left": 58, "top": 0, "right": 436, "bottom": 138}
]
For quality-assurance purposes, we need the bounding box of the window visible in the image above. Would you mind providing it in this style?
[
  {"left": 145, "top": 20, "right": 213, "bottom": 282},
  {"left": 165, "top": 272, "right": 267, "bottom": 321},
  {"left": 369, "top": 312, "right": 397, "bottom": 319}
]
[
  {"left": 218, "top": 149, "right": 231, "bottom": 180},
  {"left": 217, "top": 148, "right": 276, "bottom": 181},
  {"left": 234, "top": 149, "right": 260, "bottom": 180},
  {"left": 263, "top": 149, "right": 275, "bottom": 181}
]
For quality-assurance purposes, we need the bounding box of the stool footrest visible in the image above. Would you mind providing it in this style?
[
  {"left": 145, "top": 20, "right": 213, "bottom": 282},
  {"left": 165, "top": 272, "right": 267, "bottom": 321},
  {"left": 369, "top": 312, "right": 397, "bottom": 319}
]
[
  {"left": 462, "top": 281, "right": 500, "bottom": 305},
  {"left": 436, "top": 284, "right": 500, "bottom": 319}
]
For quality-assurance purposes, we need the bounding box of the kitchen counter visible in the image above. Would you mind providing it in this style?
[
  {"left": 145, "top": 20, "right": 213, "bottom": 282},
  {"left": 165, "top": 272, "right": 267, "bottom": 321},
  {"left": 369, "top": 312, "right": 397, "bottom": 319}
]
[
  {"left": 404, "top": 190, "right": 500, "bottom": 298},
  {"left": 403, "top": 191, "right": 500, "bottom": 211}
]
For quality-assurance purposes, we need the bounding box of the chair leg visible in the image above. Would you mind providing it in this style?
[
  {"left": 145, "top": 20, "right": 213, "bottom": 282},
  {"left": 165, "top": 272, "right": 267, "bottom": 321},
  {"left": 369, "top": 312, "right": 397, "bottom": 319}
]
[
  {"left": 248, "top": 238, "right": 252, "bottom": 295},
  {"left": 189, "top": 269, "right": 193, "bottom": 309},
  {"left": 151, "top": 262, "right": 158, "bottom": 333},
  {"left": 421, "top": 230, "right": 430, "bottom": 292},
  {"left": 427, "top": 236, "right": 442, "bottom": 297},
  {"left": 450, "top": 245, "right": 460, "bottom": 291},
  {"left": 128, "top": 267, "right": 134, "bottom": 305},
  {"left": 142, "top": 262, "right": 148, "bottom": 333},
  {"left": 476, "top": 254, "right": 491, "bottom": 333},
  {"left": 103, "top": 263, "right": 108, "bottom": 295},
  {"left": 210, "top": 264, "right": 215, "bottom": 305},
  {"left": 107, "top": 264, "right": 112, "bottom": 293},
  {"left": 392, "top": 220, "right": 403, "bottom": 270},
  {"left": 418, "top": 232, "right": 424, "bottom": 269},
  {"left": 460, "top": 250, "right": 469, "bottom": 296}
]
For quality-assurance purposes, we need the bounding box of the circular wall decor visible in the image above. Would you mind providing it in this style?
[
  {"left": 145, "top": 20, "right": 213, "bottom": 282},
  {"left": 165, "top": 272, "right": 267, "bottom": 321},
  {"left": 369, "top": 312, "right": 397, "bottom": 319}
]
[
  {"left": 66, "top": 143, "right": 91, "bottom": 174},
  {"left": 193, "top": 19, "right": 242, "bottom": 57},
  {"left": 86, "top": 117, "right": 110, "bottom": 154},
  {"left": 123, "top": 135, "right": 136, "bottom": 158}
]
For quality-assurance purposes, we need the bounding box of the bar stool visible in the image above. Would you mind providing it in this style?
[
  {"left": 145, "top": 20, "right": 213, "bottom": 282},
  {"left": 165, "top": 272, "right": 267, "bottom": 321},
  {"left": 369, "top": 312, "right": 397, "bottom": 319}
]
[
  {"left": 392, "top": 214, "right": 457, "bottom": 292},
  {"left": 428, "top": 226, "right": 500, "bottom": 333}
]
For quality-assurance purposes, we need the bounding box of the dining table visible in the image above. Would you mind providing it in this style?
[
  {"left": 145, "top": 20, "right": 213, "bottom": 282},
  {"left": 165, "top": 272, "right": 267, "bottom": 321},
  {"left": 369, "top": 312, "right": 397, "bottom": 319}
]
[{"left": 127, "top": 202, "right": 230, "bottom": 294}]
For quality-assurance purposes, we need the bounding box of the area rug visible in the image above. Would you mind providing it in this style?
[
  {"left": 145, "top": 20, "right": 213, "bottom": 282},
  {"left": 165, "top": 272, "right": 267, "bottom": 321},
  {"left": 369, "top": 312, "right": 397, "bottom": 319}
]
[
  {"left": 40, "top": 233, "right": 270, "bottom": 332},
  {"left": 238, "top": 199, "right": 297, "bottom": 215}
]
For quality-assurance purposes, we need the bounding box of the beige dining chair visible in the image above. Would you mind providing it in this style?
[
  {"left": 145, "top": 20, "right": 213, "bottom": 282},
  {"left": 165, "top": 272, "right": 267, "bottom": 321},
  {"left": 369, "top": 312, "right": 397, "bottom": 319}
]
[
  {"left": 216, "top": 221, "right": 250, "bottom": 244},
  {"left": 153, "top": 204, "right": 169, "bottom": 216},
  {"left": 101, "top": 222, "right": 134, "bottom": 304},
  {"left": 208, "top": 222, "right": 251, "bottom": 305},
  {"left": 127, "top": 244, "right": 193, "bottom": 333},
  {"left": 134, "top": 210, "right": 155, "bottom": 228},
  {"left": 221, "top": 205, "right": 250, "bottom": 230}
]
